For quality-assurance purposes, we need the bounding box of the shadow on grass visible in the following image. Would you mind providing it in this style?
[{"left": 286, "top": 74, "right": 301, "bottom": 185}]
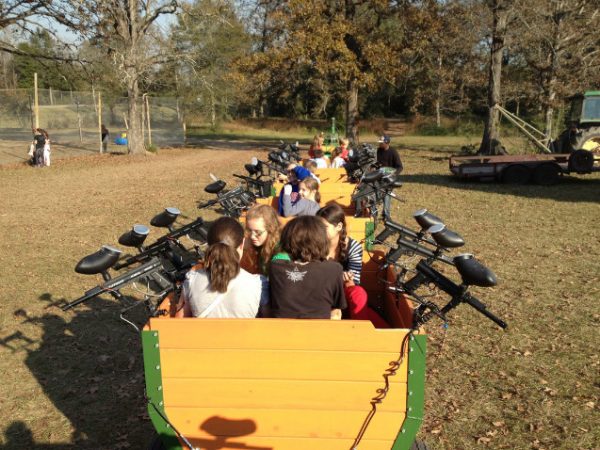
[
  {"left": 1, "top": 293, "right": 154, "bottom": 449},
  {"left": 401, "top": 173, "right": 600, "bottom": 203}
]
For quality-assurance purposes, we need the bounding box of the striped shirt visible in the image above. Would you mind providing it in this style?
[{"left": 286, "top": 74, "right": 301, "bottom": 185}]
[{"left": 343, "top": 237, "right": 363, "bottom": 285}]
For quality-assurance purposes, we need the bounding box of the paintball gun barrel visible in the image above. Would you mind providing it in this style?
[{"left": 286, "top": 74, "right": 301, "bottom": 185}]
[{"left": 63, "top": 258, "right": 164, "bottom": 310}]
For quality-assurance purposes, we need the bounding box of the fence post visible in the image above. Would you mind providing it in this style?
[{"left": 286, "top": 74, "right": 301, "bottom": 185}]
[
  {"left": 145, "top": 94, "right": 152, "bottom": 146},
  {"left": 141, "top": 95, "right": 146, "bottom": 145},
  {"left": 76, "top": 99, "right": 83, "bottom": 144},
  {"left": 33, "top": 73, "right": 39, "bottom": 129},
  {"left": 98, "top": 92, "right": 103, "bottom": 154}
]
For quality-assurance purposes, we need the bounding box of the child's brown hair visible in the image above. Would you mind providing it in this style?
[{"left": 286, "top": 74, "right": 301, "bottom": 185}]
[{"left": 280, "top": 216, "right": 329, "bottom": 262}]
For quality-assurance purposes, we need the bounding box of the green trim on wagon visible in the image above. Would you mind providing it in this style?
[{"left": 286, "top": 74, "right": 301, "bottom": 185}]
[
  {"left": 142, "top": 329, "right": 182, "bottom": 450},
  {"left": 365, "top": 220, "right": 375, "bottom": 250},
  {"left": 392, "top": 334, "right": 427, "bottom": 450}
]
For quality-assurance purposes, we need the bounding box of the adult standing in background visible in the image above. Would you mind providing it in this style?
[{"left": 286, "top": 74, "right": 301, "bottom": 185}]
[
  {"left": 32, "top": 128, "right": 47, "bottom": 167},
  {"left": 101, "top": 125, "right": 109, "bottom": 153},
  {"left": 376, "top": 135, "right": 403, "bottom": 174}
]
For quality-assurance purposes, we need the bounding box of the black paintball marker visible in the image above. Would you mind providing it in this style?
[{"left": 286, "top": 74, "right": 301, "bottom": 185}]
[
  {"left": 345, "top": 143, "right": 379, "bottom": 182},
  {"left": 352, "top": 169, "right": 402, "bottom": 221},
  {"left": 374, "top": 208, "right": 445, "bottom": 246},
  {"left": 63, "top": 249, "right": 169, "bottom": 311},
  {"left": 199, "top": 174, "right": 256, "bottom": 218},
  {"left": 113, "top": 213, "right": 208, "bottom": 271},
  {"left": 402, "top": 255, "right": 506, "bottom": 329},
  {"left": 246, "top": 157, "right": 286, "bottom": 178},
  {"left": 377, "top": 209, "right": 465, "bottom": 269},
  {"left": 234, "top": 160, "right": 274, "bottom": 198}
]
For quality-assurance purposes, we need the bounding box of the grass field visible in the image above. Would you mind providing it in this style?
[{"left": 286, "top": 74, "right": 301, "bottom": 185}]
[{"left": 0, "top": 129, "right": 598, "bottom": 449}]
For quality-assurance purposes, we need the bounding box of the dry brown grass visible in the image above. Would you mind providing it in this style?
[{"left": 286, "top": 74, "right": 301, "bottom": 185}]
[{"left": 0, "top": 138, "right": 598, "bottom": 449}]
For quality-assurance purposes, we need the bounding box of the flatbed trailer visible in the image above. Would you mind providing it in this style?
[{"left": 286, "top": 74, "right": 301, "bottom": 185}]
[{"left": 449, "top": 151, "right": 600, "bottom": 185}]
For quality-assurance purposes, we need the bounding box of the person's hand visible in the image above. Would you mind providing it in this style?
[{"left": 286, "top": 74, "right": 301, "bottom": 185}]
[
  {"left": 283, "top": 184, "right": 292, "bottom": 196},
  {"left": 343, "top": 271, "right": 355, "bottom": 284}
]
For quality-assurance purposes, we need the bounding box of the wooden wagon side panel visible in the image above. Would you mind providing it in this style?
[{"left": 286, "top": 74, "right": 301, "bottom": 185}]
[{"left": 143, "top": 319, "right": 423, "bottom": 450}]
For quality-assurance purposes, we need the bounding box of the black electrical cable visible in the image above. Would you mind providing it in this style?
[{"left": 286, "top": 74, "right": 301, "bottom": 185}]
[{"left": 350, "top": 330, "right": 413, "bottom": 449}]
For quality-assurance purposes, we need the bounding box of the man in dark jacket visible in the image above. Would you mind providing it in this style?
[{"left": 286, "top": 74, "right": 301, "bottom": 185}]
[{"left": 376, "top": 135, "right": 403, "bottom": 174}]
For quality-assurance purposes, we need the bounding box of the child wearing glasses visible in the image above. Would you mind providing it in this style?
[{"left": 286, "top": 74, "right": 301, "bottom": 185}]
[{"left": 241, "top": 204, "right": 281, "bottom": 276}]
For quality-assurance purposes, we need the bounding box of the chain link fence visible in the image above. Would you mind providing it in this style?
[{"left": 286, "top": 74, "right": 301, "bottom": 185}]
[{"left": 0, "top": 88, "right": 184, "bottom": 163}]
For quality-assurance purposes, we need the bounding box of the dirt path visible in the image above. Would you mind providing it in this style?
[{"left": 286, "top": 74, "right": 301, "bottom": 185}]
[{"left": 0, "top": 137, "right": 280, "bottom": 166}]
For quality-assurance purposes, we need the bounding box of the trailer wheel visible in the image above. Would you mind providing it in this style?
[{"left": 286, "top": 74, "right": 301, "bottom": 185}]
[
  {"left": 533, "top": 163, "right": 561, "bottom": 185},
  {"left": 568, "top": 149, "right": 594, "bottom": 173},
  {"left": 410, "top": 440, "right": 431, "bottom": 450},
  {"left": 501, "top": 164, "right": 531, "bottom": 184}
]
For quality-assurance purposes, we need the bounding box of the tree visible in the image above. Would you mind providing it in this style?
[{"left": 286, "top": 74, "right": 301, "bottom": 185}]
[
  {"left": 410, "top": 0, "right": 487, "bottom": 125},
  {"left": 478, "top": 0, "right": 519, "bottom": 155},
  {"left": 235, "top": 0, "right": 285, "bottom": 118},
  {"left": 60, "top": 0, "right": 179, "bottom": 154},
  {"left": 241, "top": 0, "right": 435, "bottom": 142},
  {"left": 173, "top": 0, "right": 251, "bottom": 126},
  {"left": 12, "top": 29, "right": 75, "bottom": 89},
  {"left": 514, "top": 0, "right": 600, "bottom": 139}
]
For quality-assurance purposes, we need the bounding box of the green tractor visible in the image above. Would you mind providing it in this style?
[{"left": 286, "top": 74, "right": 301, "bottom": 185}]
[{"left": 555, "top": 91, "right": 600, "bottom": 171}]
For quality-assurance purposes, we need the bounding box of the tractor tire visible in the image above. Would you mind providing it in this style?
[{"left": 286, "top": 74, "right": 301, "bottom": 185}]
[
  {"left": 410, "top": 440, "right": 431, "bottom": 450},
  {"left": 501, "top": 164, "right": 531, "bottom": 184},
  {"left": 572, "top": 127, "right": 600, "bottom": 152},
  {"left": 533, "top": 163, "right": 561, "bottom": 185},
  {"left": 568, "top": 149, "right": 594, "bottom": 173}
]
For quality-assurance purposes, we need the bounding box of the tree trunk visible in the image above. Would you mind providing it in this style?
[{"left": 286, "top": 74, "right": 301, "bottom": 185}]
[
  {"left": 345, "top": 79, "right": 358, "bottom": 143},
  {"left": 479, "top": 0, "right": 509, "bottom": 155},
  {"left": 544, "top": 93, "right": 555, "bottom": 141},
  {"left": 542, "top": 4, "right": 562, "bottom": 142},
  {"left": 210, "top": 88, "right": 216, "bottom": 128},
  {"left": 127, "top": 77, "right": 145, "bottom": 154}
]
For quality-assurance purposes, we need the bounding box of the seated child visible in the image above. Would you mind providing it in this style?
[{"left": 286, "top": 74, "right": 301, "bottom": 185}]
[
  {"left": 311, "top": 149, "right": 330, "bottom": 169},
  {"left": 316, "top": 204, "right": 389, "bottom": 328},
  {"left": 240, "top": 204, "right": 281, "bottom": 276},
  {"left": 302, "top": 159, "right": 321, "bottom": 184},
  {"left": 177, "top": 217, "right": 269, "bottom": 318},
  {"left": 330, "top": 147, "right": 346, "bottom": 168},
  {"left": 277, "top": 165, "right": 311, "bottom": 215},
  {"left": 269, "top": 216, "right": 346, "bottom": 319},
  {"left": 316, "top": 204, "right": 362, "bottom": 284},
  {"left": 337, "top": 138, "right": 350, "bottom": 161},
  {"left": 282, "top": 176, "right": 320, "bottom": 217}
]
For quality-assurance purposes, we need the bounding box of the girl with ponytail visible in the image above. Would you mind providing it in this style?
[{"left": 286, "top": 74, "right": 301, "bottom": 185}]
[
  {"left": 316, "top": 204, "right": 362, "bottom": 284},
  {"left": 178, "top": 217, "right": 269, "bottom": 318},
  {"left": 316, "top": 204, "right": 389, "bottom": 328}
]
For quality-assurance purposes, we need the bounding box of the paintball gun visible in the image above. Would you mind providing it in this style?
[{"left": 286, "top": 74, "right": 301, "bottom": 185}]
[
  {"left": 113, "top": 215, "right": 208, "bottom": 271},
  {"left": 403, "top": 256, "right": 506, "bottom": 329}
]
